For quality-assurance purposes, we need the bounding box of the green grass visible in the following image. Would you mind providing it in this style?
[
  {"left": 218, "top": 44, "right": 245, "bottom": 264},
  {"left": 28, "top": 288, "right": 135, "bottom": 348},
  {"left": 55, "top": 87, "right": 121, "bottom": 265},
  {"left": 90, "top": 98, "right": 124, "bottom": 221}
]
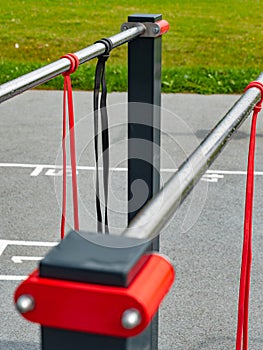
[{"left": 1, "top": 0, "right": 263, "bottom": 93}]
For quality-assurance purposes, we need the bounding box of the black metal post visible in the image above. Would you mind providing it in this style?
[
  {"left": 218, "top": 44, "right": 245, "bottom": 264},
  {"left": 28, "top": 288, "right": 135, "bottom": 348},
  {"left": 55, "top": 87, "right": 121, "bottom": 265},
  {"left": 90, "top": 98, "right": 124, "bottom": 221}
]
[{"left": 128, "top": 13, "right": 163, "bottom": 350}]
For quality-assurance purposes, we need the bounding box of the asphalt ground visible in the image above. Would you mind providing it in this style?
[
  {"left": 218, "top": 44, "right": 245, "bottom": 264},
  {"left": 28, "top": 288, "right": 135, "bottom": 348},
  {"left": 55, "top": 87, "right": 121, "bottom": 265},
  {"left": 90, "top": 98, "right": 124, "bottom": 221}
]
[{"left": 0, "top": 91, "right": 263, "bottom": 350}]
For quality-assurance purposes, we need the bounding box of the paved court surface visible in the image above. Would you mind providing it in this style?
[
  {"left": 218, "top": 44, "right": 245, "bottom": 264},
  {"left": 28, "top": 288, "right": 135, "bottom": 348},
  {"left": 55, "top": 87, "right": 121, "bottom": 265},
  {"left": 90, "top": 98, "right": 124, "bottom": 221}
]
[{"left": 0, "top": 91, "right": 263, "bottom": 349}]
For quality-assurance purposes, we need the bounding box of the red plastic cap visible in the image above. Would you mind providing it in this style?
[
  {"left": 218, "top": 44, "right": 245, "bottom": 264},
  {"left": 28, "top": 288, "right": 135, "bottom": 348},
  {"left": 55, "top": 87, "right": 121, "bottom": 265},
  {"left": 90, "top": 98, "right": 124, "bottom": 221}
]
[{"left": 156, "top": 20, "right": 170, "bottom": 36}]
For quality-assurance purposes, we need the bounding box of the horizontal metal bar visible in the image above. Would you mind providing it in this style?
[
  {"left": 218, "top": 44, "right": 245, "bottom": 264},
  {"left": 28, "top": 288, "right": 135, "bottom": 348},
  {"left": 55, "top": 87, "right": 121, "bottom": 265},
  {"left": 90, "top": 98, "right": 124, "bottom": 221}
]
[
  {"left": 123, "top": 72, "right": 263, "bottom": 240},
  {"left": 0, "top": 25, "right": 145, "bottom": 104}
]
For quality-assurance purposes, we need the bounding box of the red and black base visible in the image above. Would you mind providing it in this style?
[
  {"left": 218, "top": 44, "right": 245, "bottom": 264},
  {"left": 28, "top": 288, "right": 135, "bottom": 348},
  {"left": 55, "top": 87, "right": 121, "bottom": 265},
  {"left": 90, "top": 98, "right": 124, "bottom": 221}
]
[{"left": 15, "top": 231, "right": 174, "bottom": 350}]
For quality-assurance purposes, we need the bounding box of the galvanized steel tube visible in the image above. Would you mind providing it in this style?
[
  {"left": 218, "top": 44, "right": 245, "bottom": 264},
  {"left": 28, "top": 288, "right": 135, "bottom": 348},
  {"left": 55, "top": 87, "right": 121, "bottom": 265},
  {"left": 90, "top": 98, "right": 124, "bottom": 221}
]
[
  {"left": 123, "top": 72, "right": 263, "bottom": 239},
  {"left": 0, "top": 25, "right": 145, "bottom": 103}
]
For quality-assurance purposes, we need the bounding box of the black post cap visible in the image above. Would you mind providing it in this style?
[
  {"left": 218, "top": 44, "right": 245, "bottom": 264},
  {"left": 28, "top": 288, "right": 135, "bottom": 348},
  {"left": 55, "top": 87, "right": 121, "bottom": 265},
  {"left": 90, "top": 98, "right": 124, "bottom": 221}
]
[{"left": 40, "top": 231, "right": 151, "bottom": 287}]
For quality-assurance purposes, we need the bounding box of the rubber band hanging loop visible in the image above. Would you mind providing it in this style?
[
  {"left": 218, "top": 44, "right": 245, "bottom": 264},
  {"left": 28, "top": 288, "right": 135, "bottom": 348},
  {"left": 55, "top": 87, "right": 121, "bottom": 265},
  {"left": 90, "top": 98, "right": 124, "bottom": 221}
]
[
  {"left": 94, "top": 38, "right": 113, "bottom": 60},
  {"left": 61, "top": 53, "right": 79, "bottom": 76},
  {"left": 60, "top": 53, "right": 80, "bottom": 239},
  {"left": 236, "top": 81, "right": 263, "bottom": 350},
  {"left": 93, "top": 38, "right": 113, "bottom": 233},
  {"left": 245, "top": 81, "right": 263, "bottom": 113}
]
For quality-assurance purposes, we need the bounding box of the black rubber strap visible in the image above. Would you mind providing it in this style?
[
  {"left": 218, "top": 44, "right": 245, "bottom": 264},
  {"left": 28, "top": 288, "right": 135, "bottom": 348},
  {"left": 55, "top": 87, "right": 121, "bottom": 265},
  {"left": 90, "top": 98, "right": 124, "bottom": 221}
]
[{"left": 93, "top": 38, "right": 113, "bottom": 233}]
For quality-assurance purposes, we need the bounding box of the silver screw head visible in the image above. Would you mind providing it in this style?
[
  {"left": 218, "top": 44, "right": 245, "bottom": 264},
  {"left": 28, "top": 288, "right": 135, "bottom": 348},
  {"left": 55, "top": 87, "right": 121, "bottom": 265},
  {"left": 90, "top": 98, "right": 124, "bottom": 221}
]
[
  {"left": 16, "top": 294, "right": 35, "bottom": 314},
  {"left": 122, "top": 25, "right": 128, "bottom": 31},
  {"left": 121, "top": 308, "right": 141, "bottom": 329},
  {"left": 152, "top": 25, "right": 160, "bottom": 34}
]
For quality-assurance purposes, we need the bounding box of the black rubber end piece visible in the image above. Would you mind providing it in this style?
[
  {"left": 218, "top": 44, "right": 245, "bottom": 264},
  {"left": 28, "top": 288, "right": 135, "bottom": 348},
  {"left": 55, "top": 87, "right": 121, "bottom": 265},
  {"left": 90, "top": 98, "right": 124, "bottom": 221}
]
[{"left": 39, "top": 231, "right": 151, "bottom": 287}]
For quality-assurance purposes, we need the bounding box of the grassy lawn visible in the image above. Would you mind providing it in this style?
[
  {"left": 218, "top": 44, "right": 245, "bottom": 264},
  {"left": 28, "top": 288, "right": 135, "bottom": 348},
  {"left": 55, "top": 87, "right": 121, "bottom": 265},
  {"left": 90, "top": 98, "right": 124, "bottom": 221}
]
[{"left": 0, "top": 0, "right": 262, "bottom": 93}]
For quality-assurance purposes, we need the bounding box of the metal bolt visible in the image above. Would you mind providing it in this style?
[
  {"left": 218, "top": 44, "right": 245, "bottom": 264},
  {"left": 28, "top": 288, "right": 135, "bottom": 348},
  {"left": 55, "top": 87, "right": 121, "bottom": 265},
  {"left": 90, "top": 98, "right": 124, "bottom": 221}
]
[
  {"left": 122, "top": 25, "right": 128, "bottom": 31},
  {"left": 121, "top": 308, "right": 141, "bottom": 329},
  {"left": 152, "top": 26, "right": 160, "bottom": 35},
  {"left": 16, "top": 295, "right": 35, "bottom": 314}
]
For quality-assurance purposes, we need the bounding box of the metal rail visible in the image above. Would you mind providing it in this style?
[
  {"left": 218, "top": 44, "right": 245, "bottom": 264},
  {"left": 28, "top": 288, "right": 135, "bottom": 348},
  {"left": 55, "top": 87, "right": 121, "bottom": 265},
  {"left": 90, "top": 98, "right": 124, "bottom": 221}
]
[
  {"left": 0, "top": 25, "right": 145, "bottom": 103},
  {"left": 123, "top": 72, "right": 263, "bottom": 240}
]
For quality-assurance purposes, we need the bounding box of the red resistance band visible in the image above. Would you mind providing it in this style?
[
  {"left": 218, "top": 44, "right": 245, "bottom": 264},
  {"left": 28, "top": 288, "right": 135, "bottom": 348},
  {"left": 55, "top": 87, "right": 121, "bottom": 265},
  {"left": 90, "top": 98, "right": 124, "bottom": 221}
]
[
  {"left": 60, "top": 54, "right": 80, "bottom": 239},
  {"left": 236, "top": 81, "right": 263, "bottom": 350}
]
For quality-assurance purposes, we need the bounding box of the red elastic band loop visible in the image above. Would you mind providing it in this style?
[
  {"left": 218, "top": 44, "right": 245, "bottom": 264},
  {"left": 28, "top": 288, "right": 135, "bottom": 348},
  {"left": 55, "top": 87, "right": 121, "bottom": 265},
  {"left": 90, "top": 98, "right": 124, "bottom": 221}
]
[
  {"left": 244, "top": 81, "right": 263, "bottom": 96},
  {"left": 61, "top": 53, "right": 79, "bottom": 76},
  {"left": 235, "top": 80, "right": 263, "bottom": 350},
  {"left": 60, "top": 53, "right": 80, "bottom": 239},
  {"left": 244, "top": 81, "right": 263, "bottom": 110}
]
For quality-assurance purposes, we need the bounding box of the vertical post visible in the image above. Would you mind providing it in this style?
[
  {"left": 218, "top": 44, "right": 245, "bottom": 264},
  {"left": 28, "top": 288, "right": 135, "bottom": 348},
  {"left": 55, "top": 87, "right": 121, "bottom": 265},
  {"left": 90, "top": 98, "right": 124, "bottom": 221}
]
[{"left": 128, "top": 13, "right": 162, "bottom": 350}]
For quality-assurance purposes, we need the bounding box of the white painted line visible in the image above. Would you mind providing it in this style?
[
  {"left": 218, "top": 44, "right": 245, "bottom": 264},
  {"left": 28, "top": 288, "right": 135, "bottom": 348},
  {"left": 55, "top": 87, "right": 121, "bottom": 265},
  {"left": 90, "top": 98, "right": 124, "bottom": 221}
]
[
  {"left": 201, "top": 174, "right": 225, "bottom": 183},
  {"left": 45, "top": 168, "right": 63, "bottom": 176},
  {"left": 0, "top": 241, "right": 8, "bottom": 257},
  {"left": 0, "top": 162, "right": 263, "bottom": 175},
  {"left": 0, "top": 163, "right": 127, "bottom": 176},
  {"left": 30, "top": 165, "right": 45, "bottom": 177},
  {"left": 0, "top": 163, "right": 263, "bottom": 175},
  {"left": 12, "top": 256, "right": 43, "bottom": 264},
  {"left": 0, "top": 239, "right": 58, "bottom": 257},
  {"left": 206, "top": 170, "right": 250, "bottom": 175},
  {"left": 162, "top": 168, "right": 263, "bottom": 175},
  {"left": 0, "top": 275, "right": 27, "bottom": 281},
  {"left": 45, "top": 169, "right": 80, "bottom": 176},
  {"left": 0, "top": 163, "right": 53, "bottom": 168}
]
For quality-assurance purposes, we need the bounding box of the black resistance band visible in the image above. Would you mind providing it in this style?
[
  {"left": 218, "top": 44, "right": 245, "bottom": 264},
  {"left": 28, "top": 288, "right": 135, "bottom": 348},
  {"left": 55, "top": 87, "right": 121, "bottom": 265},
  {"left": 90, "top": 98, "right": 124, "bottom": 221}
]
[{"left": 93, "top": 38, "right": 112, "bottom": 233}]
